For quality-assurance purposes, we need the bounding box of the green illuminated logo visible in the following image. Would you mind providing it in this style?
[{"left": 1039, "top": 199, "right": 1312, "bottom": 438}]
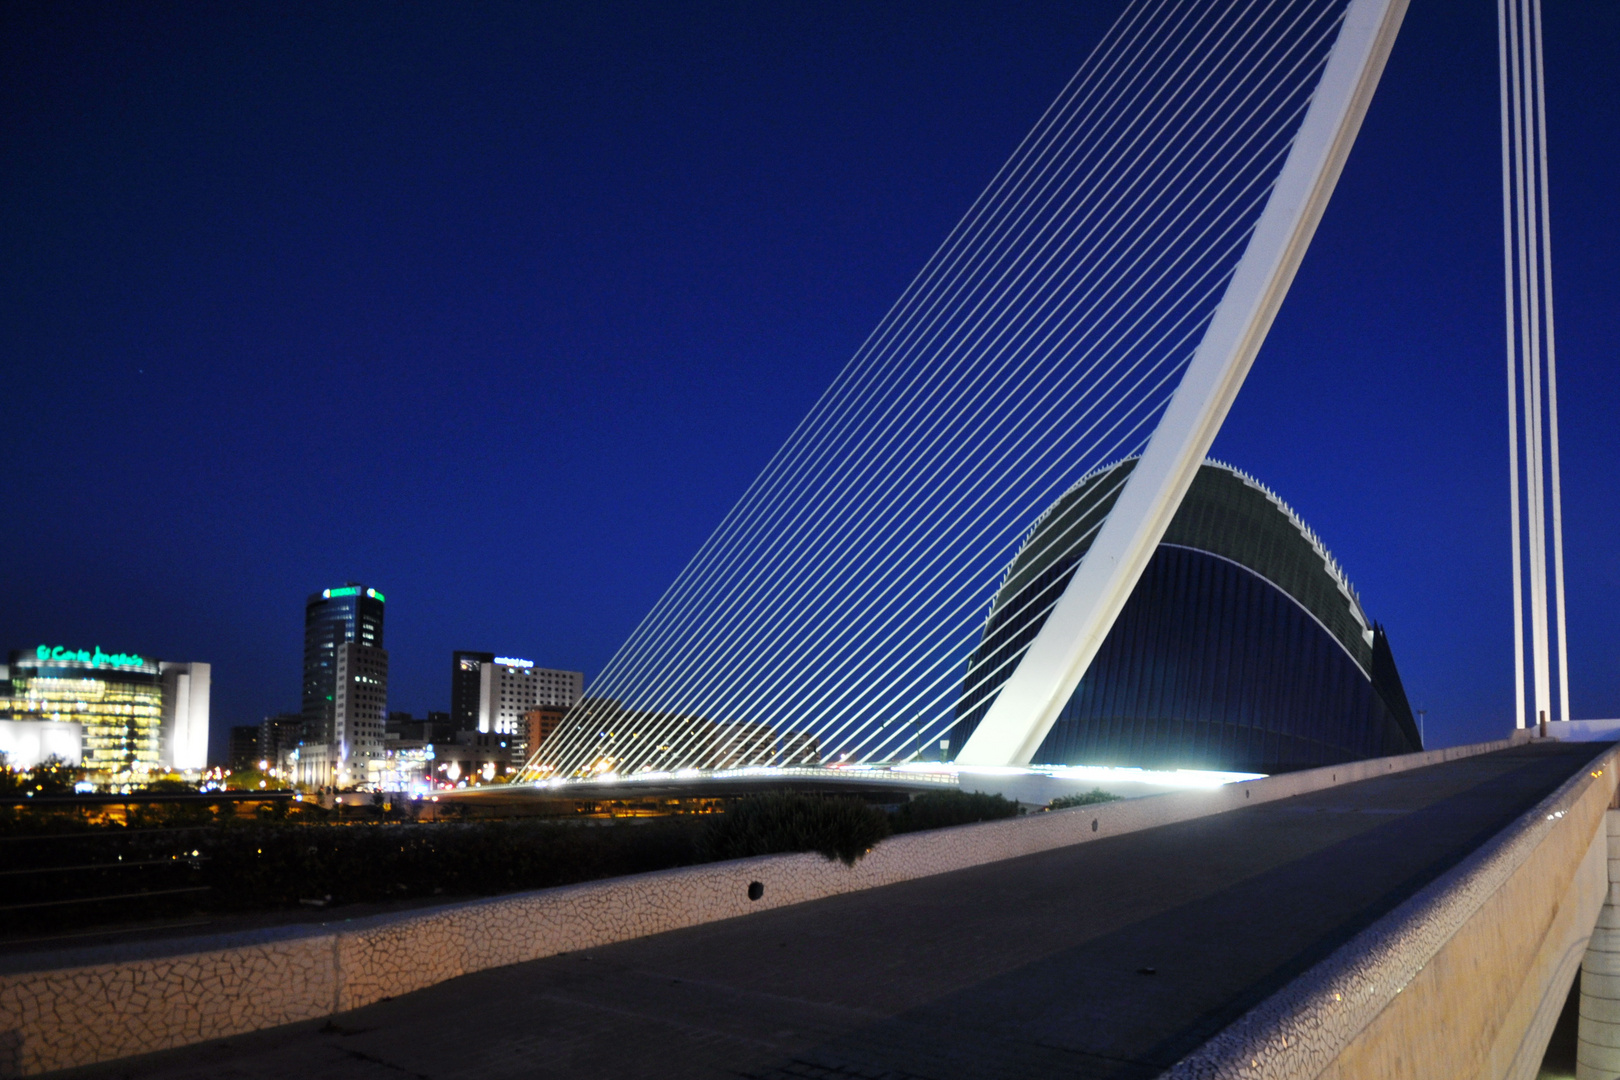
[
  {"left": 35, "top": 644, "right": 147, "bottom": 668},
  {"left": 322, "top": 585, "right": 382, "bottom": 602}
]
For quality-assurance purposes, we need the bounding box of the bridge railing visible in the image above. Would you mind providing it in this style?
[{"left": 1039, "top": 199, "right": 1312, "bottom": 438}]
[{"left": 1164, "top": 738, "right": 1617, "bottom": 1080}]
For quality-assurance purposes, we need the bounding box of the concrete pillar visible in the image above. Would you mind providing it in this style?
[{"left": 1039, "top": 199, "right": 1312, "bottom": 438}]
[{"left": 1579, "top": 810, "right": 1620, "bottom": 1079}]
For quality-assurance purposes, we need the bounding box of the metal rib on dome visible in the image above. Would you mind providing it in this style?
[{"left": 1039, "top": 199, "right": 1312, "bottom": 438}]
[
  {"left": 1204, "top": 458, "right": 1370, "bottom": 636},
  {"left": 982, "top": 457, "right": 1374, "bottom": 680},
  {"left": 953, "top": 457, "right": 1417, "bottom": 771}
]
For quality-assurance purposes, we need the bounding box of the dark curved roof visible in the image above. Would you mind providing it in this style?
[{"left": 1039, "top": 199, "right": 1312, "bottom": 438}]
[
  {"left": 992, "top": 457, "right": 1374, "bottom": 673},
  {"left": 953, "top": 458, "right": 1421, "bottom": 770}
]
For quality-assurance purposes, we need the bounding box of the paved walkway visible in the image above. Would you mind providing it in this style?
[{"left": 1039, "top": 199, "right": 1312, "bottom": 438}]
[{"left": 57, "top": 742, "right": 1602, "bottom": 1080}]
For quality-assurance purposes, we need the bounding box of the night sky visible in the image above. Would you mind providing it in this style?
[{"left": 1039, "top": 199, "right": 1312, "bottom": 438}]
[{"left": 3, "top": 1, "right": 1616, "bottom": 763}]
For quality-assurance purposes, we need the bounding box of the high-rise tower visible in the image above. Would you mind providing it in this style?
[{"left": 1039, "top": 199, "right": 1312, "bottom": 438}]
[{"left": 300, "top": 584, "right": 387, "bottom": 786}]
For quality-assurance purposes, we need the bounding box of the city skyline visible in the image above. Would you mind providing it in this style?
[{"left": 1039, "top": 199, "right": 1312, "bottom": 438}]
[{"left": 4, "top": 0, "right": 1619, "bottom": 764}]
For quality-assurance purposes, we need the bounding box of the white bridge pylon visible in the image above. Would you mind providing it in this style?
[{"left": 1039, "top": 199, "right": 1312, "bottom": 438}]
[{"left": 959, "top": 0, "right": 1408, "bottom": 765}]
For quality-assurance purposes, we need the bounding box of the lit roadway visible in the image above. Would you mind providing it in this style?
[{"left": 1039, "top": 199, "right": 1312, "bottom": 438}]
[{"left": 58, "top": 741, "right": 1600, "bottom": 1080}]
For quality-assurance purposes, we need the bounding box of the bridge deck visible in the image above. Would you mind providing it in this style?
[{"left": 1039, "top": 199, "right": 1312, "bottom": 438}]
[{"left": 61, "top": 741, "right": 1603, "bottom": 1080}]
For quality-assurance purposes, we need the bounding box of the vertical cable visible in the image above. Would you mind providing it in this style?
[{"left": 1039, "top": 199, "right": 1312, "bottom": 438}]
[
  {"left": 1512, "top": 0, "right": 1541, "bottom": 726},
  {"left": 1507, "top": 0, "right": 1545, "bottom": 725},
  {"left": 1515, "top": 0, "right": 1551, "bottom": 724},
  {"left": 1530, "top": 0, "right": 1570, "bottom": 723},
  {"left": 1496, "top": 0, "right": 1525, "bottom": 728},
  {"left": 524, "top": 0, "right": 1368, "bottom": 780}
]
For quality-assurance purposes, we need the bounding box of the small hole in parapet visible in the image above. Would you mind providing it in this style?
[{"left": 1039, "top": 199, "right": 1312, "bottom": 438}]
[
  {"left": 1091, "top": 819, "right": 1098, "bottom": 832},
  {"left": 1245, "top": 789, "right": 1250, "bottom": 798},
  {"left": 747, "top": 881, "right": 764, "bottom": 901}
]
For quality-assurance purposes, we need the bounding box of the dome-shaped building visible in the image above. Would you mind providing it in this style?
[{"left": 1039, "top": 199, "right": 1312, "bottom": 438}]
[{"left": 950, "top": 459, "right": 1421, "bottom": 773}]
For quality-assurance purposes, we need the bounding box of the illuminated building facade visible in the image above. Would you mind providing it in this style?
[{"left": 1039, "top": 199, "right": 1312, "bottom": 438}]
[
  {"left": 2, "top": 645, "right": 210, "bottom": 780},
  {"left": 159, "top": 661, "right": 210, "bottom": 770},
  {"left": 299, "top": 584, "right": 388, "bottom": 787},
  {"left": 334, "top": 641, "right": 387, "bottom": 777},
  {"left": 303, "top": 584, "right": 385, "bottom": 740},
  {"left": 451, "top": 652, "right": 582, "bottom": 765},
  {"left": 0, "top": 718, "right": 83, "bottom": 770}
]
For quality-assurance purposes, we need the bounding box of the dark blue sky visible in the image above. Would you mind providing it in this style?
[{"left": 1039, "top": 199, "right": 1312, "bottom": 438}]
[{"left": 3, "top": 1, "right": 1616, "bottom": 761}]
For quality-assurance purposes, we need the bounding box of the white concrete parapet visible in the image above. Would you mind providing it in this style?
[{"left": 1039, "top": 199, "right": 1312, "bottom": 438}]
[{"left": 1163, "top": 739, "right": 1617, "bottom": 1080}]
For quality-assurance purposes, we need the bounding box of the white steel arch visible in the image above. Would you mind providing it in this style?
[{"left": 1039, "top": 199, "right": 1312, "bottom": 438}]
[{"left": 957, "top": 0, "right": 1408, "bottom": 765}]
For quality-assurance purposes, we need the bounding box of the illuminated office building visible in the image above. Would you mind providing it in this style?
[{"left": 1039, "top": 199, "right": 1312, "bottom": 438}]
[
  {"left": 451, "top": 652, "right": 581, "bottom": 765},
  {"left": 299, "top": 584, "right": 388, "bottom": 787},
  {"left": 2, "top": 645, "right": 210, "bottom": 780},
  {"left": 334, "top": 640, "right": 388, "bottom": 777}
]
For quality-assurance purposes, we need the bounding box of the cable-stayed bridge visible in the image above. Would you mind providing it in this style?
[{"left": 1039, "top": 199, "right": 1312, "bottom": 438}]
[
  {"left": 3, "top": 3, "right": 1610, "bottom": 1078},
  {"left": 522, "top": 0, "right": 1566, "bottom": 785}
]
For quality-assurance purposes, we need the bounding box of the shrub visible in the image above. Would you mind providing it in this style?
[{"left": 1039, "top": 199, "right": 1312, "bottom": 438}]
[
  {"left": 1048, "top": 788, "right": 1122, "bottom": 810},
  {"left": 143, "top": 778, "right": 198, "bottom": 794},
  {"left": 701, "top": 793, "right": 891, "bottom": 866},
  {"left": 889, "top": 789, "right": 1020, "bottom": 833},
  {"left": 0, "top": 817, "right": 714, "bottom": 939},
  {"left": 203, "top": 817, "right": 708, "bottom": 909}
]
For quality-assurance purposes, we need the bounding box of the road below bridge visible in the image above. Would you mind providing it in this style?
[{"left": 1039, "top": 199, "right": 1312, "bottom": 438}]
[{"left": 59, "top": 741, "right": 1606, "bottom": 1080}]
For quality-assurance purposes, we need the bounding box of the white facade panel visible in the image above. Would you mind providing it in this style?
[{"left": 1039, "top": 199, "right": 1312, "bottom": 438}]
[
  {"left": 0, "top": 719, "right": 84, "bottom": 769},
  {"left": 159, "top": 661, "right": 211, "bottom": 771},
  {"left": 475, "top": 662, "right": 583, "bottom": 737},
  {"left": 335, "top": 643, "right": 388, "bottom": 782}
]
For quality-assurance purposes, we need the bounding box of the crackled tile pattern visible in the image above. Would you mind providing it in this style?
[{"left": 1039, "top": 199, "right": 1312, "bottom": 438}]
[
  {"left": 0, "top": 736, "right": 1525, "bottom": 1077},
  {"left": 1577, "top": 813, "right": 1620, "bottom": 1080},
  {"left": 0, "top": 937, "right": 335, "bottom": 1078},
  {"left": 1162, "top": 745, "right": 1616, "bottom": 1080}
]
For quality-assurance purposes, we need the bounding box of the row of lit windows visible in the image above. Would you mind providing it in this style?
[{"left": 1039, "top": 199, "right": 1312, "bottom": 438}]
[
  {"left": 24, "top": 709, "right": 161, "bottom": 726},
  {"left": 25, "top": 677, "right": 107, "bottom": 695},
  {"left": 17, "top": 700, "right": 161, "bottom": 718},
  {"left": 18, "top": 688, "right": 161, "bottom": 703},
  {"left": 81, "top": 718, "right": 161, "bottom": 732},
  {"left": 86, "top": 751, "right": 160, "bottom": 764}
]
